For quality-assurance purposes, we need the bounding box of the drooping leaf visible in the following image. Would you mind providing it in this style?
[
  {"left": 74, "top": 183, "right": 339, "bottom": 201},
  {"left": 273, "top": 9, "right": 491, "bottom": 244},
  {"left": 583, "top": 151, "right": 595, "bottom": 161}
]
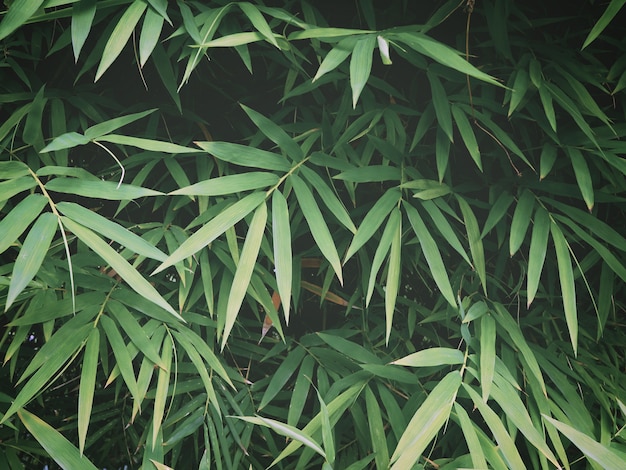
[
  {"left": 0, "top": 0, "right": 46, "bottom": 41},
  {"left": 582, "top": 0, "right": 626, "bottom": 49},
  {"left": 527, "top": 207, "right": 550, "bottom": 307},
  {"left": 46, "top": 178, "right": 162, "bottom": 200},
  {"left": 71, "top": 0, "right": 97, "bottom": 62},
  {"left": 272, "top": 191, "right": 293, "bottom": 322},
  {"left": 169, "top": 172, "right": 279, "bottom": 197},
  {"left": 195, "top": 141, "right": 290, "bottom": 171},
  {"left": 391, "top": 347, "right": 464, "bottom": 367},
  {"left": 78, "top": 327, "right": 99, "bottom": 455},
  {"left": 349, "top": 35, "right": 376, "bottom": 108},
  {"left": 0, "top": 193, "right": 47, "bottom": 255}
]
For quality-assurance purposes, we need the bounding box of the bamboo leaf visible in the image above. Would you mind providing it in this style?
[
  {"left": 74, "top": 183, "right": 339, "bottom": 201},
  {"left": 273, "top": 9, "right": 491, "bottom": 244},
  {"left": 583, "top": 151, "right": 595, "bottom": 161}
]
[
  {"left": 385, "top": 214, "right": 401, "bottom": 345},
  {"left": 291, "top": 175, "right": 343, "bottom": 284},
  {"left": 350, "top": 35, "right": 376, "bottom": 108},
  {"left": 527, "top": 207, "right": 550, "bottom": 307},
  {"left": 0, "top": 177, "right": 37, "bottom": 202},
  {"left": 550, "top": 221, "right": 578, "bottom": 355},
  {"left": 240, "top": 104, "right": 303, "bottom": 160},
  {"left": 287, "top": 355, "right": 315, "bottom": 426},
  {"left": 139, "top": 7, "right": 164, "bottom": 67},
  {"left": 239, "top": 2, "right": 279, "bottom": 48},
  {"left": 538, "top": 85, "right": 557, "bottom": 132},
  {"left": 18, "top": 410, "right": 99, "bottom": 470},
  {"left": 221, "top": 201, "right": 267, "bottom": 350},
  {"left": 96, "top": 1, "right": 148, "bottom": 81},
  {"left": 428, "top": 69, "right": 453, "bottom": 142},
  {"left": 508, "top": 68, "right": 530, "bottom": 116},
  {"left": 272, "top": 191, "right": 293, "bottom": 322},
  {"left": 170, "top": 172, "right": 279, "bottom": 196},
  {"left": 366, "top": 208, "right": 398, "bottom": 306},
  {"left": 152, "top": 334, "right": 173, "bottom": 449},
  {"left": 480, "top": 314, "right": 496, "bottom": 402},
  {"left": 71, "top": 0, "right": 97, "bottom": 62},
  {"left": 481, "top": 191, "right": 514, "bottom": 238},
  {"left": 344, "top": 189, "right": 400, "bottom": 262},
  {"left": 0, "top": 193, "right": 47, "bottom": 255},
  {"left": 391, "top": 347, "right": 464, "bottom": 367},
  {"left": 365, "top": 386, "right": 390, "bottom": 470},
  {"left": 313, "top": 38, "right": 354, "bottom": 82},
  {"left": 6, "top": 212, "right": 57, "bottom": 310},
  {"left": 567, "top": 147, "right": 594, "bottom": 211},
  {"left": 539, "top": 143, "right": 558, "bottom": 180},
  {"left": 543, "top": 415, "right": 626, "bottom": 469},
  {"left": 62, "top": 218, "right": 182, "bottom": 322},
  {"left": 96, "top": 134, "right": 201, "bottom": 153},
  {"left": 457, "top": 196, "right": 487, "bottom": 295},
  {"left": 40, "top": 132, "right": 90, "bottom": 152},
  {"left": 56, "top": 202, "right": 167, "bottom": 261},
  {"left": 452, "top": 104, "right": 481, "bottom": 169},
  {"left": 46, "top": 178, "right": 162, "bottom": 200},
  {"left": 78, "top": 327, "right": 99, "bottom": 455},
  {"left": 154, "top": 192, "right": 265, "bottom": 273},
  {"left": 390, "top": 371, "right": 461, "bottom": 468},
  {"left": 404, "top": 202, "right": 456, "bottom": 307},
  {"left": 335, "top": 165, "right": 402, "bottom": 183},
  {"left": 509, "top": 189, "right": 535, "bottom": 256},
  {"left": 582, "top": 0, "right": 626, "bottom": 49},
  {"left": 0, "top": 0, "right": 46, "bottom": 41},
  {"left": 259, "top": 346, "right": 306, "bottom": 411},
  {"left": 101, "top": 315, "right": 140, "bottom": 400},
  {"left": 195, "top": 141, "right": 290, "bottom": 171},
  {"left": 454, "top": 403, "right": 488, "bottom": 470}
]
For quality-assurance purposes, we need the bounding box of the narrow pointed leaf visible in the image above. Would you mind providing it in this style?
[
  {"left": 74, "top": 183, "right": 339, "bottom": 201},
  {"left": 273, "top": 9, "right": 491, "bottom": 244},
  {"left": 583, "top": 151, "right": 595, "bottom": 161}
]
[
  {"left": 139, "top": 7, "right": 164, "bottom": 67},
  {"left": 454, "top": 403, "right": 488, "bottom": 470},
  {"left": 101, "top": 315, "right": 140, "bottom": 400},
  {"left": 428, "top": 69, "right": 453, "bottom": 142},
  {"left": 152, "top": 334, "right": 172, "bottom": 449},
  {"left": 390, "top": 371, "right": 461, "bottom": 468},
  {"left": 71, "top": 0, "right": 97, "bottom": 62},
  {"left": 385, "top": 215, "right": 401, "bottom": 345},
  {"left": 221, "top": 201, "right": 267, "bottom": 349},
  {"left": 195, "top": 141, "right": 290, "bottom": 171},
  {"left": 567, "top": 147, "right": 594, "bottom": 211},
  {"left": 0, "top": 0, "right": 46, "bottom": 41},
  {"left": 480, "top": 314, "right": 496, "bottom": 402},
  {"left": 46, "top": 178, "right": 162, "bottom": 200},
  {"left": 18, "top": 410, "right": 99, "bottom": 470},
  {"left": 452, "top": 104, "right": 481, "bottom": 169},
  {"left": 155, "top": 192, "right": 265, "bottom": 273},
  {"left": 510, "top": 189, "right": 535, "bottom": 256},
  {"left": 78, "top": 327, "right": 99, "bottom": 455},
  {"left": 272, "top": 191, "right": 292, "bottom": 322},
  {"left": 96, "top": 134, "right": 200, "bottom": 153},
  {"left": 291, "top": 175, "right": 343, "bottom": 284},
  {"left": 582, "top": 0, "right": 626, "bottom": 49},
  {"left": 239, "top": 2, "right": 279, "bottom": 48},
  {"left": 170, "top": 172, "right": 278, "bottom": 196},
  {"left": 62, "top": 218, "right": 182, "bottom": 321},
  {"left": 550, "top": 222, "right": 578, "bottom": 355},
  {"left": 391, "top": 347, "right": 464, "bottom": 367},
  {"left": 527, "top": 207, "right": 550, "bottom": 307},
  {"left": 6, "top": 213, "right": 57, "bottom": 310},
  {"left": 96, "top": 1, "right": 148, "bottom": 81},
  {"left": 240, "top": 104, "right": 303, "bottom": 160},
  {"left": 313, "top": 38, "right": 353, "bottom": 82},
  {"left": 259, "top": 346, "right": 306, "bottom": 411},
  {"left": 457, "top": 197, "right": 487, "bottom": 295},
  {"left": 0, "top": 194, "right": 47, "bottom": 255},
  {"left": 350, "top": 35, "right": 376, "bottom": 108},
  {"left": 366, "top": 208, "right": 398, "bottom": 305},
  {"left": 404, "top": 202, "right": 456, "bottom": 307}
]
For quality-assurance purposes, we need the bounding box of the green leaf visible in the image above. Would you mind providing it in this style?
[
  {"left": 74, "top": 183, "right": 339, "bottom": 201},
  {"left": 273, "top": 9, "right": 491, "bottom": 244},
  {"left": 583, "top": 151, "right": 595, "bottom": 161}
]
[
  {"left": 317, "top": 332, "right": 382, "bottom": 365},
  {"left": 390, "top": 371, "right": 461, "bottom": 468},
  {"left": 344, "top": 189, "right": 400, "bottom": 262},
  {"left": 582, "top": 0, "right": 626, "bottom": 49},
  {"left": 385, "top": 214, "right": 401, "bottom": 345},
  {"left": 0, "top": 0, "right": 46, "bottom": 41},
  {"left": 288, "top": 27, "right": 373, "bottom": 40},
  {"left": 509, "top": 189, "right": 535, "bottom": 256},
  {"left": 46, "top": 178, "right": 162, "bottom": 200},
  {"left": 544, "top": 415, "right": 626, "bottom": 469},
  {"left": 6, "top": 212, "right": 57, "bottom": 311},
  {"left": 334, "top": 165, "right": 402, "bottom": 183},
  {"left": 139, "top": 7, "right": 164, "bottom": 67},
  {"left": 550, "top": 221, "right": 578, "bottom": 355},
  {"left": 463, "top": 385, "right": 527, "bottom": 469},
  {"left": 313, "top": 37, "right": 354, "bottom": 82},
  {"left": 481, "top": 191, "right": 514, "bottom": 238},
  {"left": 291, "top": 175, "right": 343, "bottom": 284},
  {"left": 71, "top": 0, "right": 97, "bottom": 62},
  {"left": 391, "top": 347, "right": 464, "bottom": 367},
  {"left": 78, "top": 327, "right": 99, "bottom": 455},
  {"left": 0, "top": 193, "right": 47, "bottom": 255},
  {"left": 0, "top": 177, "right": 37, "bottom": 203},
  {"left": 221, "top": 201, "right": 267, "bottom": 349},
  {"left": 567, "top": 147, "right": 594, "bottom": 211},
  {"left": 18, "top": 410, "right": 99, "bottom": 470},
  {"left": 538, "top": 85, "right": 557, "bottom": 132},
  {"left": 259, "top": 346, "right": 306, "bottom": 411},
  {"left": 96, "top": 1, "right": 148, "bottom": 81},
  {"left": 239, "top": 2, "right": 279, "bottom": 48},
  {"left": 452, "top": 104, "right": 481, "bottom": 169},
  {"left": 527, "top": 207, "right": 550, "bottom": 307},
  {"left": 428, "top": 69, "right": 453, "bottom": 142},
  {"left": 40, "top": 131, "right": 90, "bottom": 153},
  {"left": 366, "top": 208, "right": 398, "bottom": 306},
  {"left": 457, "top": 197, "right": 487, "bottom": 295},
  {"left": 56, "top": 202, "right": 167, "bottom": 261},
  {"left": 237, "top": 416, "right": 326, "bottom": 459},
  {"left": 152, "top": 334, "right": 172, "bottom": 449},
  {"left": 101, "top": 315, "right": 140, "bottom": 401},
  {"left": 404, "top": 202, "right": 456, "bottom": 307},
  {"left": 288, "top": 355, "right": 315, "bottom": 426},
  {"left": 96, "top": 134, "right": 201, "bottom": 153},
  {"left": 170, "top": 172, "right": 279, "bottom": 197},
  {"left": 508, "top": 68, "right": 530, "bottom": 116},
  {"left": 155, "top": 191, "right": 265, "bottom": 272},
  {"left": 539, "top": 143, "right": 558, "bottom": 180},
  {"left": 454, "top": 403, "right": 488, "bottom": 470},
  {"left": 84, "top": 109, "right": 157, "bottom": 140},
  {"left": 350, "top": 35, "right": 376, "bottom": 108},
  {"left": 240, "top": 104, "right": 303, "bottom": 160},
  {"left": 365, "top": 386, "right": 390, "bottom": 470},
  {"left": 62, "top": 217, "right": 183, "bottom": 322},
  {"left": 194, "top": 141, "right": 290, "bottom": 171},
  {"left": 392, "top": 32, "right": 503, "bottom": 87},
  {"left": 480, "top": 314, "right": 496, "bottom": 402},
  {"left": 272, "top": 191, "right": 293, "bottom": 322}
]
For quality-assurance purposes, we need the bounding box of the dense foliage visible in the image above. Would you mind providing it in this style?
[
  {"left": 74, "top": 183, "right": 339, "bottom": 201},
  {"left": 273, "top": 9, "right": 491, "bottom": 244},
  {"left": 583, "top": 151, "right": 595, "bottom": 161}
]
[{"left": 1, "top": 0, "right": 626, "bottom": 468}]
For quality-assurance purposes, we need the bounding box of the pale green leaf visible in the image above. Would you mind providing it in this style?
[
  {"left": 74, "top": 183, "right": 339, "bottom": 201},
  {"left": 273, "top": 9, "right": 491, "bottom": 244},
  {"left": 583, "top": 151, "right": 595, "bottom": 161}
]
[
  {"left": 272, "top": 191, "right": 292, "bottom": 322},
  {"left": 71, "top": 0, "right": 97, "bottom": 62},
  {"left": 100, "top": 315, "right": 140, "bottom": 401},
  {"left": 96, "top": 134, "right": 201, "bottom": 153},
  {"left": 18, "top": 409, "right": 99, "bottom": 470},
  {"left": 334, "top": 165, "right": 401, "bottom": 183},
  {"left": 0, "top": 177, "right": 37, "bottom": 202},
  {"left": 221, "top": 201, "right": 267, "bottom": 350},
  {"left": 195, "top": 141, "right": 290, "bottom": 171},
  {"left": 240, "top": 104, "right": 303, "bottom": 160},
  {"left": 350, "top": 35, "right": 376, "bottom": 108},
  {"left": 480, "top": 314, "right": 496, "bottom": 402},
  {"left": 550, "top": 221, "right": 578, "bottom": 355},
  {"left": 452, "top": 104, "right": 481, "bottom": 169},
  {"left": 0, "top": 194, "right": 47, "bottom": 255},
  {"left": 509, "top": 189, "right": 535, "bottom": 256},
  {"left": 454, "top": 403, "right": 488, "bottom": 470},
  {"left": 170, "top": 172, "right": 279, "bottom": 197},
  {"left": 40, "top": 132, "right": 90, "bottom": 153},
  {"left": 527, "top": 207, "right": 550, "bottom": 307},
  {"left": 366, "top": 208, "right": 398, "bottom": 306},
  {"left": 139, "top": 7, "right": 164, "bottom": 67},
  {"left": 385, "top": 215, "right": 401, "bottom": 345},
  {"left": 391, "top": 347, "right": 464, "bottom": 367},
  {"left": 62, "top": 218, "right": 182, "bottom": 321},
  {"left": 457, "top": 196, "right": 487, "bottom": 295},
  {"left": 154, "top": 192, "right": 265, "bottom": 274},
  {"left": 567, "top": 147, "right": 594, "bottom": 211},
  {"left": 152, "top": 334, "right": 172, "bottom": 449},
  {"left": 6, "top": 212, "right": 57, "bottom": 310},
  {"left": 390, "top": 371, "right": 461, "bottom": 468},
  {"left": 96, "top": 1, "right": 148, "bottom": 81},
  {"left": 291, "top": 174, "right": 343, "bottom": 284},
  {"left": 78, "top": 327, "right": 99, "bottom": 455},
  {"left": 45, "top": 178, "right": 162, "bottom": 200},
  {"left": 239, "top": 2, "right": 279, "bottom": 48},
  {"left": 313, "top": 38, "right": 353, "bottom": 82},
  {"left": 0, "top": 0, "right": 46, "bottom": 41},
  {"left": 428, "top": 69, "right": 453, "bottom": 142},
  {"left": 365, "top": 386, "right": 390, "bottom": 469}
]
